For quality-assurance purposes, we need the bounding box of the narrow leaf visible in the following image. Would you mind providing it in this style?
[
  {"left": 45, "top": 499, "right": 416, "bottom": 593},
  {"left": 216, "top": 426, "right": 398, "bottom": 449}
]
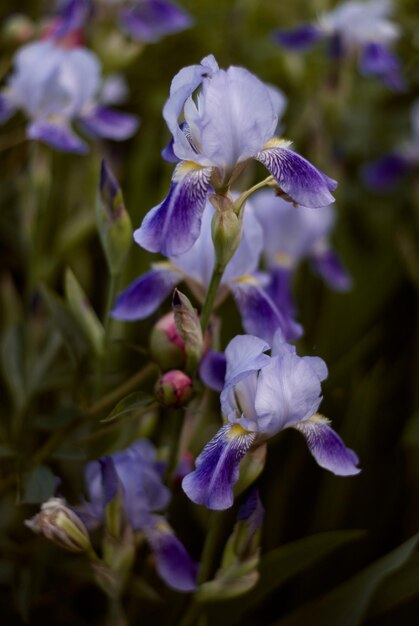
[
  {"left": 65, "top": 268, "right": 105, "bottom": 357},
  {"left": 101, "top": 392, "right": 154, "bottom": 423}
]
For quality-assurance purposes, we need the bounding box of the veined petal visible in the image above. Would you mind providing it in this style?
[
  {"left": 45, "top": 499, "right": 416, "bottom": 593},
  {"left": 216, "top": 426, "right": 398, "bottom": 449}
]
[
  {"left": 27, "top": 120, "right": 88, "bottom": 153},
  {"left": 134, "top": 163, "right": 212, "bottom": 256},
  {"left": 255, "top": 142, "right": 337, "bottom": 208},
  {"left": 230, "top": 276, "right": 302, "bottom": 344},
  {"left": 293, "top": 415, "right": 361, "bottom": 476},
  {"left": 359, "top": 42, "right": 405, "bottom": 91},
  {"left": 361, "top": 153, "right": 410, "bottom": 190},
  {"left": 182, "top": 424, "right": 255, "bottom": 510},
  {"left": 144, "top": 516, "right": 198, "bottom": 592},
  {"left": 311, "top": 249, "right": 352, "bottom": 291},
  {"left": 223, "top": 335, "right": 270, "bottom": 391},
  {"left": 273, "top": 24, "right": 324, "bottom": 51},
  {"left": 111, "top": 264, "right": 182, "bottom": 321},
  {"left": 81, "top": 106, "right": 139, "bottom": 140},
  {"left": 120, "top": 0, "right": 193, "bottom": 43},
  {"left": 199, "top": 350, "right": 226, "bottom": 391}
]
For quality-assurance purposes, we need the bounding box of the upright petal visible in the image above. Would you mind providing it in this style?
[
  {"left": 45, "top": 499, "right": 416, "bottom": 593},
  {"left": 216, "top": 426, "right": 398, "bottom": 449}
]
[
  {"left": 182, "top": 424, "right": 255, "bottom": 510},
  {"left": 27, "top": 120, "right": 88, "bottom": 153},
  {"left": 255, "top": 142, "right": 337, "bottom": 208},
  {"left": 223, "top": 335, "right": 270, "bottom": 391},
  {"left": 293, "top": 415, "right": 361, "bottom": 476},
  {"left": 144, "top": 516, "right": 198, "bottom": 592},
  {"left": 254, "top": 351, "right": 326, "bottom": 435},
  {"left": 120, "top": 0, "right": 193, "bottom": 43},
  {"left": 111, "top": 264, "right": 182, "bottom": 321},
  {"left": 81, "top": 106, "right": 139, "bottom": 140},
  {"left": 134, "top": 163, "right": 212, "bottom": 256},
  {"left": 273, "top": 24, "right": 324, "bottom": 51},
  {"left": 229, "top": 277, "right": 302, "bottom": 344}
]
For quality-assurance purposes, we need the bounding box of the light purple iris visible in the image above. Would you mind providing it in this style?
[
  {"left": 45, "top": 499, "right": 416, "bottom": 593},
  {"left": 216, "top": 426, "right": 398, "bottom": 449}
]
[
  {"left": 362, "top": 98, "right": 419, "bottom": 190},
  {"left": 183, "top": 333, "right": 360, "bottom": 510},
  {"left": 78, "top": 439, "right": 198, "bottom": 592},
  {"left": 134, "top": 55, "right": 337, "bottom": 257},
  {"left": 54, "top": 0, "right": 192, "bottom": 42},
  {"left": 0, "top": 39, "right": 138, "bottom": 153},
  {"left": 112, "top": 198, "right": 302, "bottom": 343},
  {"left": 274, "top": 0, "right": 404, "bottom": 90},
  {"left": 252, "top": 190, "right": 351, "bottom": 319}
]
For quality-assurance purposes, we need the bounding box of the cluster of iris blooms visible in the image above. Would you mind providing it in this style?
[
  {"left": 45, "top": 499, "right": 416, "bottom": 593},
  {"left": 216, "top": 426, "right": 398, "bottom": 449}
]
[{"left": 2, "top": 0, "right": 408, "bottom": 601}]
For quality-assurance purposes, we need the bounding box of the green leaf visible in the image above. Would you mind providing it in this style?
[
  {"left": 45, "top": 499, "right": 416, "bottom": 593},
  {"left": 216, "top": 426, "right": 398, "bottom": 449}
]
[
  {"left": 198, "top": 556, "right": 260, "bottom": 602},
  {"left": 368, "top": 552, "right": 419, "bottom": 618},
  {"left": 0, "top": 325, "right": 27, "bottom": 412},
  {"left": 20, "top": 465, "right": 56, "bottom": 504},
  {"left": 64, "top": 268, "right": 105, "bottom": 357},
  {"left": 101, "top": 391, "right": 154, "bottom": 423},
  {"left": 274, "top": 534, "right": 419, "bottom": 626},
  {"left": 205, "top": 530, "right": 364, "bottom": 625}
]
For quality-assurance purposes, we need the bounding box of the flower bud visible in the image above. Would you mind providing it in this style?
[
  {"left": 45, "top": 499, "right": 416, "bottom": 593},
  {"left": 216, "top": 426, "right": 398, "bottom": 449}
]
[
  {"left": 25, "top": 498, "right": 91, "bottom": 553},
  {"left": 172, "top": 289, "right": 204, "bottom": 373},
  {"left": 149, "top": 312, "right": 186, "bottom": 371},
  {"left": 97, "top": 160, "right": 132, "bottom": 276},
  {"left": 2, "top": 14, "right": 34, "bottom": 46},
  {"left": 154, "top": 370, "right": 193, "bottom": 408},
  {"left": 210, "top": 194, "right": 242, "bottom": 268}
]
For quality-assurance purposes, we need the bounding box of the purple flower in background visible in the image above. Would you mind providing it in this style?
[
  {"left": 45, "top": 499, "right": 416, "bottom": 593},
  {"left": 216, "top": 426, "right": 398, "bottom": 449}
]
[
  {"left": 135, "top": 55, "right": 337, "bottom": 257},
  {"left": 362, "top": 99, "right": 419, "bottom": 190},
  {"left": 183, "top": 334, "right": 360, "bottom": 510},
  {"left": 0, "top": 39, "right": 138, "bottom": 153},
  {"left": 78, "top": 440, "right": 198, "bottom": 592},
  {"left": 112, "top": 198, "right": 302, "bottom": 343},
  {"left": 274, "top": 0, "right": 404, "bottom": 90},
  {"left": 252, "top": 190, "right": 351, "bottom": 320},
  {"left": 54, "top": 0, "right": 192, "bottom": 42}
]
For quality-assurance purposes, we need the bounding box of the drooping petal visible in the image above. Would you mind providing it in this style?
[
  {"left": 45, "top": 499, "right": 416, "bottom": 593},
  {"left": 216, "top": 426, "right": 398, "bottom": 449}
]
[
  {"left": 182, "top": 424, "right": 255, "bottom": 510},
  {"left": 53, "top": 0, "right": 91, "bottom": 38},
  {"left": 27, "top": 120, "right": 88, "bottom": 153},
  {"left": 311, "top": 249, "right": 352, "bottom": 291},
  {"left": 163, "top": 55, "right": 219, "bottom": 163},
  {"left": 361, "top": 153, "right": 410, "bottom": 190},
  {"left": 199, "top": 350, "right": 226, "bottom": 391},
  {"left": 134, "top": 163, "right": 213, "bottom": 256},
  {"left": 81, "top": 106, "right": 139, "bottom": 140},
  {"left": 111, "top": 264, "right": 182, "bottom": 321},
  {"left": 273, "top": 24, "right": 324, "bottom": 51},
  {"left": 255, "top": 143, "right": 337, "bottom": 208},
  {"left": 292, "top": 415, "right": 361, "bottom": 476},
  {"left": 98, "top": 457, "right": 119, "bottom": 506},
  {"left": 254, "top": 350, "right": 327, "bottom": 435},
  {"left": 223, "top": 335, "right": 270, "bottom": 391},
  {"left": 230, "top": 276, "right": 303, "bottom": 344},
  {"left": 120, "top": 0, "right": 193, "bottom": 43},
  {"left": 359, "top": 42, "right": 405, "bottom": 91},
  {"left": 144, "top": 516, "right": 198, "bottom": 592}
]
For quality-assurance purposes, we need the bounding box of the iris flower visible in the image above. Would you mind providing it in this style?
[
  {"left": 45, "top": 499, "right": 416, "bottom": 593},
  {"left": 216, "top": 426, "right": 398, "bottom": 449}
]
[
  {"left": 78, "top": 440, "right": 198, "bottom": 592},
  {"left": 274, "top": 0, "right": 404, "bottom": 90},
  {"left": 134, "top": 54, "right": 337, "bottom": 257},
  {"left": 0, "top": 39, "right": 138, "bottom": 153},
  {"left": 112, "top": 198, "right": 302, "bottom": 343},
  {"left": 183, "top": 333, "right": 360, "bottom": 510}
]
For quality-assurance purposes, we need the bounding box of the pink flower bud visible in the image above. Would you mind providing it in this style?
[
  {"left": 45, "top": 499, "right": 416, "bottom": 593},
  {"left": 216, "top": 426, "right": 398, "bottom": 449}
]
[
  {"left": 150, "top": 313, "right": 186, "bottom": 371},
  {"left": 154, "top": 370, "right": 193, "bottom": 408}
]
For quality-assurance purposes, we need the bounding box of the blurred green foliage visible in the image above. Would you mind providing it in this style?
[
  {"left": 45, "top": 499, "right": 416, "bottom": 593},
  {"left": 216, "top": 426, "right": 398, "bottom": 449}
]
[{"left": 1, "top": 0, "right": 419, "bottom": 624}]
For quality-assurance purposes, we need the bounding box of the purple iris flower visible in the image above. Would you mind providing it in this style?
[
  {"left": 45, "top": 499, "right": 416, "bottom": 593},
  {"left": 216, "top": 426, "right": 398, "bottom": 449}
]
[
  {"left": 274, "top": 0, "right": 404, "bottom": 90},
  {"left": 252, "top": 190, "right": 351, "bottom": 318},
  {"left": 183, "top": 333, "right": 360, "bottom": 510},
  {"left": 112, "top": 198, "right": 302, "bottom": 343},
  {"left": 78, "top": 439, "right": 198, "bottom": 592},
  {"left": 54, "top": 0, "right": 192, "bottom": 43},
  {"left": 134, "top": 55, "right": 337, "bottom": 257},
  {"left": 362, "top": 99, "right": 419, "bottom": 190},
  {"left": 0, "top": 39, "right": 138, "bottom": 153}
]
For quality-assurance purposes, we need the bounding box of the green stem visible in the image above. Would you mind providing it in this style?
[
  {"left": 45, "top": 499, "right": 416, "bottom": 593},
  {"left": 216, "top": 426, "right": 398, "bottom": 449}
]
[
  {"left": 200, "top": 265, "right": 224, "bottom": 334},
  {"left": 97, "top": 273, "right": 119, "bottom": 395},
  {"left": 234, "top": 175, "right": 275, "bottom": 215},
  {"left": 198, "top": 510, "right": 226, "bottom": 584}
]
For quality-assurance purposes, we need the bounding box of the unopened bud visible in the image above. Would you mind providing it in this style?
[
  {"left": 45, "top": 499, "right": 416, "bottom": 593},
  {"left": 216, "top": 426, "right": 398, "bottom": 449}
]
[
  {"left": 97, "top": 159, "right": 132, "bottom": 276},
  {"left": 2, "top": 14, "right": 34, "bottom": 46},
  {"left": 172, "top": 290, "right": 204, "bottom": 372},
  {"left": 154, "top": 370, "right": 193, "bottom": 408},
  {"left": 210, "top": 194, "right": 242, "bottom": 268},
  {"left": 25, "top": 498, "right": 91, "bottom": 553},
  {"left": 149, "top": 312, "right": 186, "bottom": 371}
]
